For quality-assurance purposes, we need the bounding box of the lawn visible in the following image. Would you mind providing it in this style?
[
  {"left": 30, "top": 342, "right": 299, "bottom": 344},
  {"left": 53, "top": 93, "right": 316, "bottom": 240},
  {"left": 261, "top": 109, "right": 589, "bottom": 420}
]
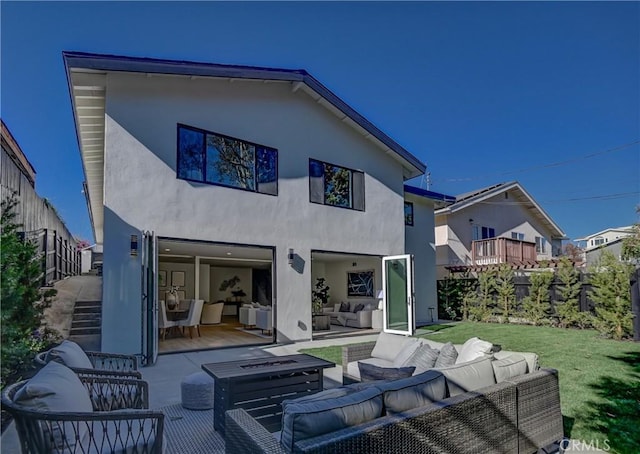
[{"left": 301, "top": 322, "right": 640, "bottom": 454}]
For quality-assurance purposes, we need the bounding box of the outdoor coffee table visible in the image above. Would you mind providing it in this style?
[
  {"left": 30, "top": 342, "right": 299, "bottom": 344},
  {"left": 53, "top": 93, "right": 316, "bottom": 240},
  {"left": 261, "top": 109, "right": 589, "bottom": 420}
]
[{"left": 202, "top": 353, "right": 335, "bottom": 435}]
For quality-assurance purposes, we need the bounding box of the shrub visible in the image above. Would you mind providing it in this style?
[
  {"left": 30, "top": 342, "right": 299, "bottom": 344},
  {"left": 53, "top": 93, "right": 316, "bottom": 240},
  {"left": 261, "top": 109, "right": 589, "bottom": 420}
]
[
  {"left": 521, "top": 269, "right": 554, "bottom": 325},
  {"left": 437, "top": 275, "right": 476, "bottom": 320},
  {"left": 495, "top": 264, "right": 515, "bottom": 323},
  {"left": 1, "top": 195, "right": 59, "bottom": 388},
  {"left": 555, "top": 257, "right": 592, "bottom": 328},
  {"left": 467, "top": 269, "right": 495, "bottom": 322},
  {"left": 588, "top": 251, "right": 634, "bottom": 340}
]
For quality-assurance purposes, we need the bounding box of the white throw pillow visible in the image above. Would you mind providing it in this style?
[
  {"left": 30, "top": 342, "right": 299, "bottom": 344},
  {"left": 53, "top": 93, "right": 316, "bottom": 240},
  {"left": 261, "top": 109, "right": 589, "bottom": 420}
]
[
  {"left": 45, "top": 340, "right": 93, "bottom": 369},
  {"left": 371, "top": 332, "right": 412, "bottom": 362},
  {"left": 456, "top": 337, "right": 493, "bottom": 364},
  {"left": 333, "top": 303, "right": 341, "bottom": 312}
]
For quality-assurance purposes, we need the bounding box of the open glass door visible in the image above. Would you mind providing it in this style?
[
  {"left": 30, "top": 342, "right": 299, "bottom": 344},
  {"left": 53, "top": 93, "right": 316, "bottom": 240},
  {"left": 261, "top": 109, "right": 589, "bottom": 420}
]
[
  {"left": 382, "top": 254, "right": 415, "bottom": 336},
  {"left": 141, "top": 231, "right": 158, "bottom": 365}
]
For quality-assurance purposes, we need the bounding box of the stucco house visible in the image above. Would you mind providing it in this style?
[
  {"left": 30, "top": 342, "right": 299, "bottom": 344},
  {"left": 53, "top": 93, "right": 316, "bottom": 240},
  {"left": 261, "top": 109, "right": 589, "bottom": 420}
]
[
  {"left": 575, "top": 226, "right": 635, "bottom": 266},
  {"left": 64, "top": 51, "right": 447, "bottom": 363},
  {"left": 434, "top": 181, "right": 566, "bottom": 278}
]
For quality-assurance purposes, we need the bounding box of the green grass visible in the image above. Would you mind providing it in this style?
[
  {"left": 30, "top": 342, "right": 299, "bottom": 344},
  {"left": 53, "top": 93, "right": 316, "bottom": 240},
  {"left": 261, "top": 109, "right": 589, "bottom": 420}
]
[{"left": 300, "top": 322, "right": 640, "bottom": 454}]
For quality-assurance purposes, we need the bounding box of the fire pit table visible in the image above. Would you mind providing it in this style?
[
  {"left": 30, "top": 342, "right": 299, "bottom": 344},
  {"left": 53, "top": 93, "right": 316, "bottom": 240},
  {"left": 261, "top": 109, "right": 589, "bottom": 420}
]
[{"left": 202, "top": 353, "right": 335, "bottom": 435}]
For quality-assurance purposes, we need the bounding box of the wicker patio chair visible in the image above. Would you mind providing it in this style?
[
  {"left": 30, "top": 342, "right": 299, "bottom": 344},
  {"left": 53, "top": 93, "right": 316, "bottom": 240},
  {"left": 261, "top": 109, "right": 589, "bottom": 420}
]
[
  {"left": 35, "top": 340, "right": 142, "bottom": 379},
  {"left": 2, "top": 374, "right": 164, "bottom": 453}
]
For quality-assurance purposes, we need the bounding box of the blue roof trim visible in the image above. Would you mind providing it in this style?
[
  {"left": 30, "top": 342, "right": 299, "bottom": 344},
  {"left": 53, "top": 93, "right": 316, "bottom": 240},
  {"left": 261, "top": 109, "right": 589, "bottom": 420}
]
[
  {"left": 62, "top": 51, "right": 426, "bottom": 175},
  {"left": 404, "top": 185, "right": 455, "bottom": 202}
]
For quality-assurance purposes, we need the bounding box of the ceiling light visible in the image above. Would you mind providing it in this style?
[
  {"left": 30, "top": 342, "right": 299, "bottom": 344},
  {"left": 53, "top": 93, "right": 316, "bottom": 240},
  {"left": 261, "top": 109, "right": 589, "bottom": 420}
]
[
  {"left": 226, "top": 252, "right": 232, "bottom": 256},
  {"left": 165, "top": 248, "right": 171, "bottom": 252}
]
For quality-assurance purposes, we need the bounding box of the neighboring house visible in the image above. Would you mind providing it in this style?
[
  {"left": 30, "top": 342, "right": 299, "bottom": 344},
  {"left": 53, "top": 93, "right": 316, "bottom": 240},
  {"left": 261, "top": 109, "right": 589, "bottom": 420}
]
[
  {"left": 1, "top": 119, "right": 80, "bottom": 284},
  {"left": 434, "top": 181, "right": 566, "bottom": 278},
  {"left": 575, "top": 226, "right": 635, "bottom": 266},
  {"left": 63, "top": 52, "right": 443, "bottom": 360}
]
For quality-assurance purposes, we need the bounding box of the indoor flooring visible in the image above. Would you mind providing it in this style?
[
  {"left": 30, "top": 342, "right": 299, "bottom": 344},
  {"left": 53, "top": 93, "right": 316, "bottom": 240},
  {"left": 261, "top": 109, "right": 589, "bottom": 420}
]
[{"left": 159, "top": 316, "right": 272, "bottom": 353}]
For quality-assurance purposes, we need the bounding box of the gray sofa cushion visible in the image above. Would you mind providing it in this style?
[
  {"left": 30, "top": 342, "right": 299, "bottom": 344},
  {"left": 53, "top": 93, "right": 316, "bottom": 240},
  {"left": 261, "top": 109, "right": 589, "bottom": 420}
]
[
  {"left": 374, "top": 370, "right": 446, "bottom": 415},
  {"left": 346, "top": 357, "right": 393, "bottom": 381},
  {"left": 280, "top": 386, "right": 383, "bottom": 451},
  {"left": 14, "top": 361, "right": 93, "bottom": 449},
  {"left": 45, "top": 340, "right": 94, "bottom": 369},
  {"left": 494, "top": 350, "right": 539, "bottom": 373},
  {"left": 404, "top": 344, "right": 440, "bottom": 375},
  {"left": 456, "top": 337, "right": 493, "bottom": 364},
  {"left": 371, "top": 332, "right": 414, "bottom": 362},
  {"left": 492, "top": 354, "right": 528, "bottom": 382},
  {"left": 358, "top": 363, "right": 415, "bottom": 382},
  {"left": 438, "top": 357, "right": 497, "bottom": 396},
  {"left": 434, "top": 342, "right": 458, "bottom": 368}
]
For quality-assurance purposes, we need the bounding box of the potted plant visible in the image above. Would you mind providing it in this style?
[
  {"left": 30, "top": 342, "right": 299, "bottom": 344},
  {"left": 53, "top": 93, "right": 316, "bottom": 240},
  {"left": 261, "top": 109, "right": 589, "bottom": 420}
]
[{"left": 312, "top": 278, "right": 330, "bottom": 315}]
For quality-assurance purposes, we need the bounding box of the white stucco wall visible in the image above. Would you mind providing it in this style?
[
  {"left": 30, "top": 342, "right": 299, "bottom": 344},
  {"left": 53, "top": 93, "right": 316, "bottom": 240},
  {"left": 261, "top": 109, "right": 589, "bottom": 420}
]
[
  {"left": 405, "top": 194, "right": 438, "bottom": 324},
  {"left": 101, "top": 73, "right": 410, "bottom": 352}
]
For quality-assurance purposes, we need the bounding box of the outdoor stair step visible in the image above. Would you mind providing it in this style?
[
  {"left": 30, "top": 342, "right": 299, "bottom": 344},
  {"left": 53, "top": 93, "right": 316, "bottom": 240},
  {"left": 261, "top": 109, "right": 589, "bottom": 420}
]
[
  {"left": 74, "top": 306, "right": 101, "bottom": 314},
  {"left": 73, "top": 313, "right": 101, "bottom": 321},
  {"left": 71, "top": 320, "right": 101, "bottom": 329},
  {"left": 75, "top": 301, "right": 102, "bottom": 307},
  {"left": 70, "top": 327, "right": 101, "bottom": 336}
]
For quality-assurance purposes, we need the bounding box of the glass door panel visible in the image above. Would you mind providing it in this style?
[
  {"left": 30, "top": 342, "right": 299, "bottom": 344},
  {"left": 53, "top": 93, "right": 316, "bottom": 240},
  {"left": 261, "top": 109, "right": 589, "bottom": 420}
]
[{"left": 382, "top": 254, "right": 414, "bottom": 336}]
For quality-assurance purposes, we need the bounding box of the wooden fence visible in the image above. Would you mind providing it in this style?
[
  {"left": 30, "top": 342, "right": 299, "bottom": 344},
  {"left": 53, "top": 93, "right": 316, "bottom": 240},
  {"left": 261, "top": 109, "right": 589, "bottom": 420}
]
[{"left": 21, "top": 228, "right": 81, "bottom": 286}]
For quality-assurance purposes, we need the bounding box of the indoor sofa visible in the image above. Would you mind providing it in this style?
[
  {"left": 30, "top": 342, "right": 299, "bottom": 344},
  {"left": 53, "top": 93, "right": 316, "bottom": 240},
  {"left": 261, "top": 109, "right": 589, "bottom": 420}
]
[
  {"left": 224, "top": 332, "right": 563, "bottom": 454},
  {"left": 322, "top": 300, "right": 377, "bottom": 328}
]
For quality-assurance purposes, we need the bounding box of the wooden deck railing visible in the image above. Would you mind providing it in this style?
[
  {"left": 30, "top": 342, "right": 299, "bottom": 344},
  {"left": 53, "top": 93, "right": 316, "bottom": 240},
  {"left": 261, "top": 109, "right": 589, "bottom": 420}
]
[{"left": 472, "top": 238, "right": 537, "bottom": 265}]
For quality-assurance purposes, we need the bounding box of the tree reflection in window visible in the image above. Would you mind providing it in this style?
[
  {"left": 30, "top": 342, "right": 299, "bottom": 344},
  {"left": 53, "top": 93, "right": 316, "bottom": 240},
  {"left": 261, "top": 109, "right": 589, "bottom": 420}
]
[
  {"left": 324, "top": 164, "right": 352, "bottom": 207},
  {"left": 206, "top": 135, "right": 255, "bottom": 190},
  {"left": 177, "top": 124, "right": 277, "bottom": 195},
  {"left": 177, "top": 128, "right": 204, "bottom": 180}
]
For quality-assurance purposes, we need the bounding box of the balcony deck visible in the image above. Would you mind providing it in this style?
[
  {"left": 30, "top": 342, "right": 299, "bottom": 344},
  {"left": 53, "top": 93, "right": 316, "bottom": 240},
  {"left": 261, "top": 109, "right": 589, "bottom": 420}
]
[{"left": 472, "top": 237, "right": 537, "bottom": 266}]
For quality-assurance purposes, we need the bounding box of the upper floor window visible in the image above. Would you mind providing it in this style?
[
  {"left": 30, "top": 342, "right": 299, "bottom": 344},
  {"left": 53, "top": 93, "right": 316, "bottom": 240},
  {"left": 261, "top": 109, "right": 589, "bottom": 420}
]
[
  {"left": 535, "top": 236, "right": 547, "bottom": 253},
  {"left": 511, "top": 232, "right": 525, "bottom": 241},
  {"left": 593, "top": 237, "right": 605, "bottom": 246},
  {"left": 472, "top": 225, "right": 495, "bottom": 241},
  {"left": 404, "top": 202, "right": 414, "bottom": 226},
  {"left": 309, "top": 159, "right": 364, "bottom": 211},
  {"left": 177, "top": 124, "right": 278, "bottom": 195}
]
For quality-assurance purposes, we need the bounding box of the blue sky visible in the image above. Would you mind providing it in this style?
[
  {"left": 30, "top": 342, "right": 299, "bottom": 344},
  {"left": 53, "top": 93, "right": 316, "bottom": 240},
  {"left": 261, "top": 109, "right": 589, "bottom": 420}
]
[{"left": 2, "top": 1, "right": 638, "bottom": 242}]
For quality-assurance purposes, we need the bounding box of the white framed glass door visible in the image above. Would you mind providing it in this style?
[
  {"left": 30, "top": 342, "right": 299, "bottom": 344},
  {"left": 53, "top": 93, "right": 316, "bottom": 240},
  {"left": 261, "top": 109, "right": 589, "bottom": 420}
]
[
  {"left": 382, "top": 254, "right": 415, "bottom": 336},
  {"left": 141, "top": 231, "right": 158, "bottom": 365}
]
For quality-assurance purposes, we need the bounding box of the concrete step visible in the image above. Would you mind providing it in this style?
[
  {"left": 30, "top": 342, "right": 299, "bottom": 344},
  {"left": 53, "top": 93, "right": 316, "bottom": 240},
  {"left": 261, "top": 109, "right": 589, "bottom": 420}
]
[
  {"left": 74, "top": 306, "right": 101, "bottom": 314},
  {"left": 75, "top": 301, "right": 102, "bottom": 307},
  {"left": 70, "top": 327, "right": 101, "bottom": 336},
  {"left": 72, "top": 319, "right": 101, "bottom": 329},
  {"left": 73, "top": 313, "right": 101, "bottom": 321}
]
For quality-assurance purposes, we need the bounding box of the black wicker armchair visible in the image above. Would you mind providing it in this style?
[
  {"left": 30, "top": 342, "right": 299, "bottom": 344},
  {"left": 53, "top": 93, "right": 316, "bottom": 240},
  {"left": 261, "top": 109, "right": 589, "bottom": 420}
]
[
  {"left": 2, "top": 374, "right": 164, "bottom": 453},
  {"left": 35, "top": 345, "right": 142, "bottom": 379}
]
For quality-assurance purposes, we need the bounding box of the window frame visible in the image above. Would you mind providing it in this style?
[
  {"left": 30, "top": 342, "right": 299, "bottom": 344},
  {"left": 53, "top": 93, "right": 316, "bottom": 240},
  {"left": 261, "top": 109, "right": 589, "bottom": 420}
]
[
  {"left": 511, "top": 232, "right": 525, "bottom": 241},
  {"left": 535, "top": 236, "right": 547, "bottom": 253},
  {"left": 308, "top": 158, "right": 365, "bottom": 212},
  {"left": 176, "top": 123, "right": 278, "bottom": 196},
  {"left": 404, "top": 202, "right": 414, "bottom": 226}
]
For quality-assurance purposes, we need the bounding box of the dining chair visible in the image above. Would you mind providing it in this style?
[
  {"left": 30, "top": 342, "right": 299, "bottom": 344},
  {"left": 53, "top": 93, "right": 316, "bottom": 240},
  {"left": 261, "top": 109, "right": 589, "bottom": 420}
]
[
  {"left": 159, "top": 300, "right": 178, "bottom": 340},
  {"left": 178, "top": 299, "right": 204, "bottom": 338}
]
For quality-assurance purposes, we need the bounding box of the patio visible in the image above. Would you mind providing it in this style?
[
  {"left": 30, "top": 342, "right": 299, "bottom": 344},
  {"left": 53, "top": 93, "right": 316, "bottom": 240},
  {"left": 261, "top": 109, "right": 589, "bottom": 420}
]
[{"left": 0, "top": 334, "right": 377, "bottom": 454}]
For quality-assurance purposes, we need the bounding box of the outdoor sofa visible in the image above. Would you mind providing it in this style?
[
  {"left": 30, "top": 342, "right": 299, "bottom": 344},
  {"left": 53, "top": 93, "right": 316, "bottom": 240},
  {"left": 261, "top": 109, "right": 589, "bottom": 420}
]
[{"left": 225, "top": 333, "right": 563, "bottom": 454}]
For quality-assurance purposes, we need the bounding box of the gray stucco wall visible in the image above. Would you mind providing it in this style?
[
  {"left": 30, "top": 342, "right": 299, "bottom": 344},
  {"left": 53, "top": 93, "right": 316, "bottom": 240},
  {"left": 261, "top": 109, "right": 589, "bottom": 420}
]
[
  {"left": 405, "top": 193, "right": 438, "bottom": 325},
  {"left": 101, "top": 73, "right": 412, "bottom": 353}
]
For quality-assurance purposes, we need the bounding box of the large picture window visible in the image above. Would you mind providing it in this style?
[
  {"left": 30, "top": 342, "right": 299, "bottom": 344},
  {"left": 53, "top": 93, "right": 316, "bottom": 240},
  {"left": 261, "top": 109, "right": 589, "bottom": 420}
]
[
  {"left": 177, "top": 124, "right": 278, "bottom": 195},
  {"left": 309, "top": 159, "right": 364, "bottom": 211}
]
